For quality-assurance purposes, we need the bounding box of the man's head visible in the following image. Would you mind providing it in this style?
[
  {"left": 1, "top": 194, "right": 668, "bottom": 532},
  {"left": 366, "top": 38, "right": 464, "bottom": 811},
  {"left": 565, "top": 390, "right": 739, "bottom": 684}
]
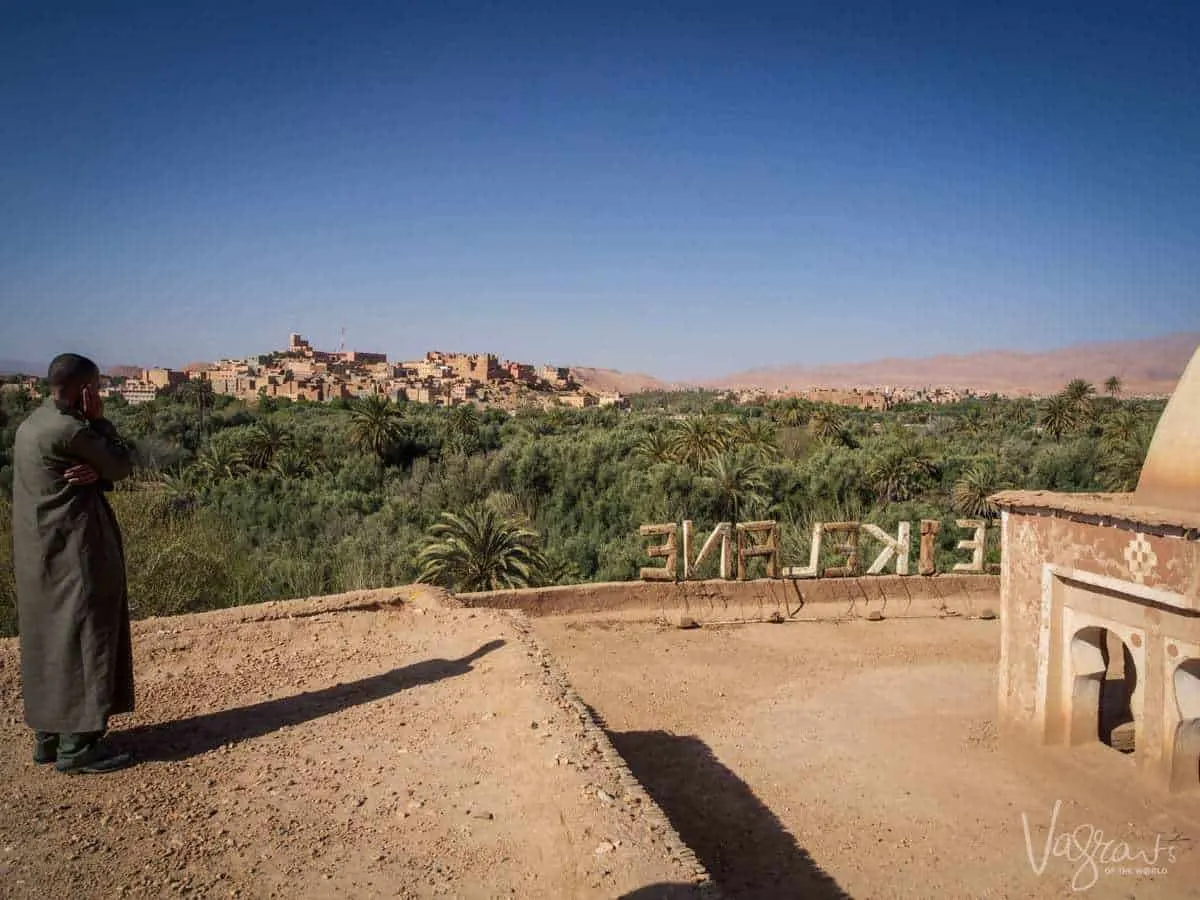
[{"left": 47, "top": 353, "right": 100, "bottom": 408}]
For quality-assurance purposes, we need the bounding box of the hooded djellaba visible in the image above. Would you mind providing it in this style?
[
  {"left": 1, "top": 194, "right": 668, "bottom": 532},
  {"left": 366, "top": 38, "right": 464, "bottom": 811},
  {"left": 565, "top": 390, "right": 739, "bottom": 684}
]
[{"left": 11, "top": 353, "right": 137, "bottom": 774}]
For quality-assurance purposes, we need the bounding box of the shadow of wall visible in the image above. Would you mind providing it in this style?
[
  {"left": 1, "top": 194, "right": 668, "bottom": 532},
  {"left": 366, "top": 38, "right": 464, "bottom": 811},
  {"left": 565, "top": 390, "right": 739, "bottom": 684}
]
[{"left": 609, "top": 729, "right": 852, "bottom": 900}]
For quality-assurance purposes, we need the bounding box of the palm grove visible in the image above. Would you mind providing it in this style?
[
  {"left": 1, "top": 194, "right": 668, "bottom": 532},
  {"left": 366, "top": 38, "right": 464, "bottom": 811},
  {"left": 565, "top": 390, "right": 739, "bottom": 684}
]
[{"left": 0, "top": 375, "right": 1159, "bottom": 636}]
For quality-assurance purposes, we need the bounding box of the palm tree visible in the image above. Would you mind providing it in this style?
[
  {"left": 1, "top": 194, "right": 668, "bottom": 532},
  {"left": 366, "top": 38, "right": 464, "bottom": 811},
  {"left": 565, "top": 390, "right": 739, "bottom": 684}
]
[
  {"left": 669, "top": 417, "right": 728, "bottom": 468},
  {"left": 1064, "top": 379, "right": 1095, "bottom": 405},
  {"left": 131, "top": 402, "right": 158, "bottom": 436},
  {"left": 808, "top": 407, "right": 848, "bottom": 445},
  {"left": 733, "top": 418, "right": 779, "bottom": 463},
  {"left": 256, "top": 389, "right": 278, "bottom": 415},
  {"left": 449, "top": 402, "right": 480, "bottom": 430},
  {"left": 542, "top": 407, "right": 570, "bottom": 433},
  {"left": 1104, "top": 376, "right": 1123, "bottom": 399},
  {"left": 634, "top": 430, "right": 678, "bottom": 465},
  {"left": 194, "top": 443, "right": 246, "bottom": 483},
  {"left": 1002, "top": 399, "right": 1037, "bottom": 432},
  {"left": 957, "top": 408, "right": 987, "bottom": 439},
  {"left": 1100, "top": 409, "right": 1140, "bottom": 452},
  {"left": 864, "top": 442, "right": 937, "bottom": 504},
  {"left": 952, "top": 461, "right": 1006, "bottom": 520},
  {"left": 1040, "top": 394, "right": 1078, "bottom": 442},
  {"left": 444, "top": 403, "right": 481, "bottom": 456},
  {"left": 1099, "top": 427, "right": 1152, "bottom": 492},
  {"left": 772, "top": 399, "right": 809, "bottom": 428},
  {"left": 348, "top": 394, "right": 403, "bottom": 478},
  {"left": 158, "top": 471, "right": 200, "bottom": 512},
  {"left": 244, "top": 420, "right": 292, "bottom": 469},
  {"left": 533, "top": 551, "right": 583, "bottom": 587},
  {"left": 702, "top": 453, "right": 768, "bottom": 527},
  {"left": 269, "top": 450, "right": 312, "bottom": 479},
  {"left": 982, "top": 394, "right": 1004, "bottom": 427},
  {"left": 1063, "top": 379, "right": 1096, "bottom": 423},
  {"left": 178, "top": 379, "right": 215, "bottom": 446},
  {"left": 417, "top": 505, "right": 547, "bottom": 592}
]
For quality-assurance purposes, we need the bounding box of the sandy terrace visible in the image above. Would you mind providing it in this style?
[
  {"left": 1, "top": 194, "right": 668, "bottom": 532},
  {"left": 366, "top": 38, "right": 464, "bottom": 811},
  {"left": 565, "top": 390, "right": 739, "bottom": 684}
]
[
  {"left": 6, "top": 586, "right": 1200, "bottom": 900},
  {"left": 533, "top": 613, "right": 1200, "bottom": 899},
  {"left": 0, "top": 589, "right": 711, "bottom": 899}
]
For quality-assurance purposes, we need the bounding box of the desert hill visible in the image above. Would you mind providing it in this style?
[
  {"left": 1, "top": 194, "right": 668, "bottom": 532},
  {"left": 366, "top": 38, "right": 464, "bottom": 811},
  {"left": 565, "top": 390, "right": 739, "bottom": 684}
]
[
  {"left": 704, "top": 332, "right": 1199, "bottom": 396},
  {"left": 0, "top": 361, "right": 144, "bottom": 379},
  {"left": 569, "top": 366, "right": 686, "bottom": 395},
  {"left": 0, "top": 359, "right": 43, "bottom": 377}
]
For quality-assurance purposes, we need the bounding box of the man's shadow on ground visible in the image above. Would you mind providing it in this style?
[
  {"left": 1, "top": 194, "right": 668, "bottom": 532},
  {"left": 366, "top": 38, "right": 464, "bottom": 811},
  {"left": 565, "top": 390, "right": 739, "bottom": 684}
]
[
  {"left": 608, "top": 729, "right": 853, "bottom": 900},
  {"left": 113, "top": 639, "right": 505, "bottom": 762}
]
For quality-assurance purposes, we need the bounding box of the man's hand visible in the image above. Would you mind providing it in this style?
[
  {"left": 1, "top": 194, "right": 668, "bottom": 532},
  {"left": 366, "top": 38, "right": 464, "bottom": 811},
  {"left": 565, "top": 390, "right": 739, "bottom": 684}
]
[
  {"left": 81, "top": 386, "right": 104, "bottom": 422},
  {"left": 64, "top": 463, "right": 100, "bottom": 486}
]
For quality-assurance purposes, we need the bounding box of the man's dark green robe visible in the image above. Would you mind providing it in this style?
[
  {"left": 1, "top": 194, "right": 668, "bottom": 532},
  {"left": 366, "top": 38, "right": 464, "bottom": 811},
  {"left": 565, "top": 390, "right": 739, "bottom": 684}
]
[{"left": 11, "top": 399, "right": 135, "bottom": 734}]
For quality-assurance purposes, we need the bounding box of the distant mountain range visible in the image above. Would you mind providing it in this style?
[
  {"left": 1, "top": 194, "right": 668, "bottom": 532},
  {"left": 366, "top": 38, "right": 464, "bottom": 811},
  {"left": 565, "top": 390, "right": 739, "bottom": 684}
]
[
  {"left": 572, "top": 332, "right": 1199, "bottom": 397},
  {"left": 0, "top": 360, "right": 143, "bottom": 379},
  {"left": 5, "top": 331, "right": 1196, "bottom": 397},
  {"left": 0, "top": 359, "right": 42, "bottom": 377}
]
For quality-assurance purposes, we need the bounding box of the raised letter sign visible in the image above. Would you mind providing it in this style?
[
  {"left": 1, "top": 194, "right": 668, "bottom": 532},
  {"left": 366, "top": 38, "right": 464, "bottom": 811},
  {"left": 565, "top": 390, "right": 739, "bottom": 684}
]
[
  {"left": 822, "top": 523, "right": 861, "bottom": 578},
  {"left": 639, "top": 524, "right": 678, "bottom": 581},
  {"left": 682, "top": 520, "right": 731, "bottom": 580},
  {"left": 952, "top": 519, "right": 987, "bottom": 573},
  {"left": 862, "top": 522, "right": 912, "bottom": 575},
  {"left": 736, "top": 521, "right": 779, "bottom": 580},
  {"left": 782, "top": 523, "right": 823, "bottom": 578},
  {"left": 919, "top": 519, "right": 941, "bottom": 575}
]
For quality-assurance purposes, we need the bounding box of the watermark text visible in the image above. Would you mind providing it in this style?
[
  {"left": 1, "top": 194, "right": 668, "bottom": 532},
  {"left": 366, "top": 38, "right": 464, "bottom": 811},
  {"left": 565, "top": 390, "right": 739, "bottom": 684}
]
[{"left": 1022, "top": 800, "right": 1178, "bottom": 891}]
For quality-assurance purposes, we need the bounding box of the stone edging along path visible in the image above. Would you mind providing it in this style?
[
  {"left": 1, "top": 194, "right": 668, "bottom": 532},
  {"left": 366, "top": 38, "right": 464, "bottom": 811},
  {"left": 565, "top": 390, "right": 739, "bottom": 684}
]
[{"left": 500, "top": 609, "right": 724, "bottom": 898}]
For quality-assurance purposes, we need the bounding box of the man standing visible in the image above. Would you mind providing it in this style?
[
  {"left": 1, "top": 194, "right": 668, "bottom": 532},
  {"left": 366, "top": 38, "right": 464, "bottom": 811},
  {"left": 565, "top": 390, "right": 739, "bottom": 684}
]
[{"left": 12, "top": 354, "right": 136, "bottom": 774}]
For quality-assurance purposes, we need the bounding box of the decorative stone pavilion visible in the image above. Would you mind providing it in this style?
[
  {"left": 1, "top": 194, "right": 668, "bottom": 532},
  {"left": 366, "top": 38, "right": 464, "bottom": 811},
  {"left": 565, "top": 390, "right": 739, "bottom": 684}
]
[{"left": 992, "top": 346, "right": 1200, "bottom": 792}]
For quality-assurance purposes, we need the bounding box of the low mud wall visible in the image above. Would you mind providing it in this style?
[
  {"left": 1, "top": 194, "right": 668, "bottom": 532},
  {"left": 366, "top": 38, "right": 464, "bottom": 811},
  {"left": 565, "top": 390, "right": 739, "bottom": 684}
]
[
  {"left": 503, "top": 614, "right": 722, "bottom": 896},
  {"left": 460, "top": 574, "right": 1000, "bottom": 623}
]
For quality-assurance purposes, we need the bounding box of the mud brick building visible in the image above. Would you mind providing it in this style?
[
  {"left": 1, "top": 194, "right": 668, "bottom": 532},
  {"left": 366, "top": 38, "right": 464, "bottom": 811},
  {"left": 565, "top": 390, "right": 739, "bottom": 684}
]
[{"left": 993, "top": 344, "right": 1200, "bottom": 792}]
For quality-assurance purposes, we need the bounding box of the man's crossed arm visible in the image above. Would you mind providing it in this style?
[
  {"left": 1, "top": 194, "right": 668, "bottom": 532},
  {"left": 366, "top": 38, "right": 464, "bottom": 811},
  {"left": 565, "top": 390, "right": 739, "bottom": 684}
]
[{"left": 64, "top": 418, "right": 134, "bottom": 488}]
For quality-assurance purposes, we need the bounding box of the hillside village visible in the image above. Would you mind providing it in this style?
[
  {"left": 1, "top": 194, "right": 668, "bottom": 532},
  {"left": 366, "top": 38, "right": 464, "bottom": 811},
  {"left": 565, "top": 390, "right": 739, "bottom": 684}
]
[{"left": 79, "top": 334, "right": 630, "bottom": 411}]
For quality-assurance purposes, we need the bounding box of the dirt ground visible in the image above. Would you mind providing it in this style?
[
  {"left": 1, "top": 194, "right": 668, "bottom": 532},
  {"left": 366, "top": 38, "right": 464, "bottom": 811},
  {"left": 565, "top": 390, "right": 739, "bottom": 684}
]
[
  {"left": 6, "top": 589, "right": 1200, "bottom": 900},
  {"left": 0, "top": 590, "right": 710, "bottom": 899},
  {"left": 533, "top": 614, "right": 1200, "bottom": 900}
]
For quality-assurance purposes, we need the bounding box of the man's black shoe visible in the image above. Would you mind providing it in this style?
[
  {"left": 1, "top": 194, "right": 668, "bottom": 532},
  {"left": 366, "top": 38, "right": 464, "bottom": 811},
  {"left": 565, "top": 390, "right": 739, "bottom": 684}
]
[
  {"left": 33, "top": 733, "right": 58, "bottom": 765},
  {"left": 55, "top": 744, "right": 135, "bottom": 775}
]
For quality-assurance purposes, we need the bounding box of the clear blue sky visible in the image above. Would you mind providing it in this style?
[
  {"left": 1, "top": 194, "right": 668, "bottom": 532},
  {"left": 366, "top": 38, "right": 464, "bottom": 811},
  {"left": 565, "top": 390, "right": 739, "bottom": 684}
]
[{"left": 1, "top": 1, "right": 1197, "bottom": 379}]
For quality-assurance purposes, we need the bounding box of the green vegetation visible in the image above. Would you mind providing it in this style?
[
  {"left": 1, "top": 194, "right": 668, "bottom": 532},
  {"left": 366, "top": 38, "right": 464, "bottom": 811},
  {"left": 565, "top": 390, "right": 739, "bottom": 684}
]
[
  {"left": 0, "top": 380, "right": 1164, "bottom": 636},
  {"left": 417, "top": 505, "right": 547, "bottom": 592}
]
